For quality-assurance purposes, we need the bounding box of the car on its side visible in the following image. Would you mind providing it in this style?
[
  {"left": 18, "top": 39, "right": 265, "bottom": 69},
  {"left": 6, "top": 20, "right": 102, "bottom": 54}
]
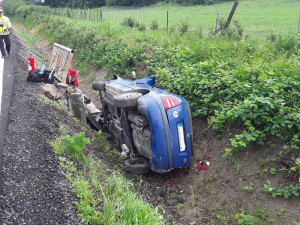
[{"left": 92, "top": 75, "right": 193, "bottom": 174}]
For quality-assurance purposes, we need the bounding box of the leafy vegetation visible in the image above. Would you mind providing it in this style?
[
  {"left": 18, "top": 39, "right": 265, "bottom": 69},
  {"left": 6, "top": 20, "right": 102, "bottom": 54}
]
[
  {"left": 52, "top": 132, "right": 90, "bottom": 164},
  {"left": 54, "top": 132, "right": 164, "bottom": 225},
  {"left": 264, "top": 180, "right": 300, "bottom": 199}
]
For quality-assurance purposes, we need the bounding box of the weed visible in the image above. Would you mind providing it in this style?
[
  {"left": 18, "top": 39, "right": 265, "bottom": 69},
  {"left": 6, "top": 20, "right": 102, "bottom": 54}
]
[
  {"left": 59, "top": 124, "right": 68, "bottom": 134},
  {"left": 235, "top": 213, "right": 256, "bottom": 225},
  {"left": 263, "top": 180, "right": 300, "bottom": 199},
  {"left": 121, "top": 17, "right": 136, "bottom": 28},
  {"left": 52, "top": 132, "right": 90, "bottom": 165},
  {"left": 136, "top": 22, "right": 146, "bottom": 32},
  {"left": 150, "top": 20, "right": 159, "bottom": 31},
  {"left": 178, "top": 19, "right": 189, "bottom": 35},
  {"left": 243, "top": 186, "right": 254, "bottom": 191}
]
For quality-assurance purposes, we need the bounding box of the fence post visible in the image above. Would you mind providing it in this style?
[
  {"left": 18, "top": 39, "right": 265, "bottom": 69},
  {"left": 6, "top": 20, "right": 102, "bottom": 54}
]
[
  {"left": 298, "top": 12, "right": 300, "bottom": 36},
  {"left": 88, "top": 8, "right": 90, "bottom": 21},
  {"left": 101, "top": 10, "right": 103, "bottom": 22},
  {"left": 84, "top": 5, "right": 86, "bottom": 20},
  {"left": 116, "top": 8, "right": 118, "bottom": 25},
  {"left": 225, "top": 0, "right": 239, "bottom": 29},
  {"left": 215, "top": 10, "right": 220, "bottom": 33},
  {"left": 167, "top": 11, "right": 169, "bottom": 33},
  {"left": 137, "top": 10, "right": 139, "bottom": 23}
]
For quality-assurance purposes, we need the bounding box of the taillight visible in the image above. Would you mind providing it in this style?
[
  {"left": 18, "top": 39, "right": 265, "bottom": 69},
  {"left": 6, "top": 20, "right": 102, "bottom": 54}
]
[{"left": 161, "top": 96, "right": 179, "bottom": 110}]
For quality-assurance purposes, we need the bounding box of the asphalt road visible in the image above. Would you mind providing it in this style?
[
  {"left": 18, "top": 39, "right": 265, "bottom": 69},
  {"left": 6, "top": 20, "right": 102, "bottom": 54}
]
[{"left": 0, "top": 35, "right": 15, "bottom": 219}]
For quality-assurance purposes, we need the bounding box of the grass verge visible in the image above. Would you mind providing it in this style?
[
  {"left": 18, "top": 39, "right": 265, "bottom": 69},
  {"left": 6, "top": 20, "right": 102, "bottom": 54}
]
[{"left": 52, "top": 131, "right": 165, "bottom": 225}]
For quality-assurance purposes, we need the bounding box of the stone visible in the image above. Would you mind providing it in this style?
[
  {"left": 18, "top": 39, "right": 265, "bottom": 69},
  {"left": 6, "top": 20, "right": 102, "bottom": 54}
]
[
  {"left": 58, "top": 99, "right": 68, "bottom": 107},
  {"left": 68, "top": 93, "right": 86, "bottom": 123},
  {"left": 57, "top": 83, "right": 68, "bottom": 93},
  {"left": 154, "top": 187, "right": 165, "bottom": 197},
  {"left": 42, "top": 84, "right": 63, "bottom": 100},
  {"left": 66, "top": 86, "right": 76, "bottom": 94}
]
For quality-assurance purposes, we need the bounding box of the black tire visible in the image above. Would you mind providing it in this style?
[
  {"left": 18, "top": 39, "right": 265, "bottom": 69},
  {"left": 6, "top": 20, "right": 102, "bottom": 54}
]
[
  {"left": 112, "top": 92, "right": 142, "bottom": 108},
  {"left": 92, "top": 81, "right": 106, "bottom": 91},
  {"left": 124, "top": 158, "right": 150, "bottom": 175}
]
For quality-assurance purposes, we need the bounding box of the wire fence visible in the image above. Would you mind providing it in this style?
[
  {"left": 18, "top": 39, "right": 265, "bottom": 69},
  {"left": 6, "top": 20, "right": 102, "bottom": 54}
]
[{"left": 51, "top": 0, "right": 300, "bottom": 37}]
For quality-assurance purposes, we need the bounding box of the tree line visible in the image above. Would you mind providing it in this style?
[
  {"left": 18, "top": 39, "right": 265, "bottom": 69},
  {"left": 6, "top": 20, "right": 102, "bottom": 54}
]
[{"left": 44, "top": 0, "right": 233, "bottom": 7}]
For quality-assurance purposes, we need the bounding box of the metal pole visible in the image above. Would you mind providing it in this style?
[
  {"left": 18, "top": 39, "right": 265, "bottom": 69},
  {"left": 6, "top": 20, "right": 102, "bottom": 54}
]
[
  {"left": 116, "top": 8, "right": 118, "bottom": 25},
  {"left": 225, "top": 0, "right": 239, "bottom": 29},
  {"left": 167, "top": 11, "right": 169, "bottom": 33},
  {"left": 215, "top": 10, "right": 220, "bottom": 33}
]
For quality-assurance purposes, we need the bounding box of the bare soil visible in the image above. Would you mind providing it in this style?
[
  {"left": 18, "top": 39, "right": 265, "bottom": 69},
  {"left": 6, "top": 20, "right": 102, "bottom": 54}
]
[{"left": 13, "top": 24, "right": 300, "bottom": 225}]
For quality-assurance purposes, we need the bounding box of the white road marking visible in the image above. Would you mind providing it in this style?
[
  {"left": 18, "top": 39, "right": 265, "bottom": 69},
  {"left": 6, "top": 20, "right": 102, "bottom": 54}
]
[{"left": 0, "top": 57, "right": 4, "bottom": 115}]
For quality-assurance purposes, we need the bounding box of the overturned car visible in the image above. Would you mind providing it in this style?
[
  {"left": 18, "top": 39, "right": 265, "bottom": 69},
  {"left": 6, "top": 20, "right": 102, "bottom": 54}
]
[{"left": 92, "top": 75, "right": 193, "bottom": 174}]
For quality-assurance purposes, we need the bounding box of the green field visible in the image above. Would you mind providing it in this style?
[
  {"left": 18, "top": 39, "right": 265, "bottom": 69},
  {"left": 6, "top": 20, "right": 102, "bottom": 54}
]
[{"left": 95, "top": 0, "right": 299, "bottom": 37}]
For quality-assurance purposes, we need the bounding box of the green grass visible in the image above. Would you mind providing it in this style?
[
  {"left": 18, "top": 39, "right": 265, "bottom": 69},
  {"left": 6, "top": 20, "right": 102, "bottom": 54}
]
[
  {"left": 13, "top": 26, "right": 41, "bottom": 47},
  {"left": 52, "top": 130, "right": 165, "bottom": 224},
  {"left": 60, "top": 0, "right": 299, "bottom": 37}
]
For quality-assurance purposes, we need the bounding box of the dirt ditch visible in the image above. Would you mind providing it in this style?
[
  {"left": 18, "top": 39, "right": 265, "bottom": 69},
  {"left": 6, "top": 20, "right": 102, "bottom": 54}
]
[{"left": 5, "top": 25, "right": 300, "bottom": 225}]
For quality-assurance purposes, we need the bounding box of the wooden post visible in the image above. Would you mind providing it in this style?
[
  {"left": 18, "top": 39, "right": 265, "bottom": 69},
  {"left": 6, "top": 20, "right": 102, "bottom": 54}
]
[
  {"left": 116, "top": 8, "right": 118, "bottom": 24},
  {"left": 225, "top": 0, "right": 239, "bottom": 29},
  {"left": 101, "top": 10, "right": 103, "bottom": 22},
  {"left": 137, "top": 10, "right": 139, "bottom": 23},
  {"left": 215, "top": 10, "right": 220, "bottom": 33},
  {"left": 167, "top": 11, "right": 169, "bottom": 33},
  {"left": 84, "top": 5, "right": 86, "bottom": 20}
]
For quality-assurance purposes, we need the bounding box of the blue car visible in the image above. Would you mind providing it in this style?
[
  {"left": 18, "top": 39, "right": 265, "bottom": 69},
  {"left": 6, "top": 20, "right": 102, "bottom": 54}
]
[{"left": 92, "top": 75, "right": 193, "bottom": 174}]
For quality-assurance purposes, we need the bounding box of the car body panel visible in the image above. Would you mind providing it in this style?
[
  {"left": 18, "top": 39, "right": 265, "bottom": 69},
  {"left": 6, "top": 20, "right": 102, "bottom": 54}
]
[{"left": 106, "top": 76, "right": 193, "bottom": 173}]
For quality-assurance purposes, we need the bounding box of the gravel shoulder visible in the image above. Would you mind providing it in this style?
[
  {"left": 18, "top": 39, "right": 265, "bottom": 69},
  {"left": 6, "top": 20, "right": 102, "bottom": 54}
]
[{"left": 0, "top": 34, "right": 83, "bottom": 225}]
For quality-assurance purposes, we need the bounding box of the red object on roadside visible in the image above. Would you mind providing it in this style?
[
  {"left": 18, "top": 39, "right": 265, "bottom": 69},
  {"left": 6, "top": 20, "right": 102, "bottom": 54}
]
[
  {"left": 66, "top": 69, "right": 79, "bottom": 87},
  {"left": 195, "top": 158, "right": 210, "bottom": 171},
  {"left": 28, "top": 55, "right": 35, "bottom": 73}
]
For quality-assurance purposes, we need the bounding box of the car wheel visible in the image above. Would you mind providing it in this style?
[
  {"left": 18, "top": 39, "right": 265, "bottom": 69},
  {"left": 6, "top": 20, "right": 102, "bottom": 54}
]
[
  {"left": 124, "top": 158, "right": 150, "bottom": 175},
  {"left": 92, "top": 81, "right": 106, "bottom": 91},
  {"left": 113, "top": 92, "right": 142, "bottom": 108}
]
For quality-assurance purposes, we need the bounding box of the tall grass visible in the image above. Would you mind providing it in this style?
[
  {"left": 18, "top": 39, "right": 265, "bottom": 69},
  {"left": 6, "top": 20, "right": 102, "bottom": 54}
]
[{"left": 59, "top": 154, "right": 164, "bottom": 225}]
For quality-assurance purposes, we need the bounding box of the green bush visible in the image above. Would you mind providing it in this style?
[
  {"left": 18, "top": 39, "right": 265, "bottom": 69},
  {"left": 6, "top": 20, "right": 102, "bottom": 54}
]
[
  {"left": 178, "top": 19, "right": 189, "bottom": 35},
  {"left": 213, "top": 18, "right": 244, "bottom": 40},
  {"left": 2, "top": 0, "right": 25, "bottom": 16},
  {"left": 150, "top": 20, "right": 159, "bottom": 30},
  {"left": 63, "top": 132, "right": 90, "bottom": 164},
  {"left": 121, "top": 17, "right": 136, "bottom": 28},
  {"left": 15, "top": 5, "right": 50, "bottom": 19},
  {"left": 136, "top": 22, "right": 146, "bottom": 31}
]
